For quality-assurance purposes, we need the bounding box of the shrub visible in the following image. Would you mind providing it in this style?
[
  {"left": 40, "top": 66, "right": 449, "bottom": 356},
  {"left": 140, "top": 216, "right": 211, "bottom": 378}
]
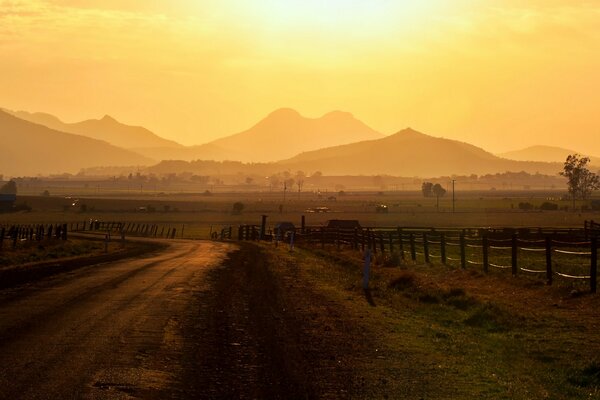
[
  {"left": 539, "top": 202, "right": 559, "bottom": 210},
  {"left": 518, "top": 202, "right": 534, "bottom": 210},
  {"left": 232, "top": 202, "right": 244, "bottom": 214}
]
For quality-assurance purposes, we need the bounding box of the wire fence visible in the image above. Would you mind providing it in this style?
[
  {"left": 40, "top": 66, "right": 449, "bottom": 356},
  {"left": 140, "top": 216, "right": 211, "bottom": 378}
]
[{"left": 243, "top": 224, "right": 600, "bottom": 293}]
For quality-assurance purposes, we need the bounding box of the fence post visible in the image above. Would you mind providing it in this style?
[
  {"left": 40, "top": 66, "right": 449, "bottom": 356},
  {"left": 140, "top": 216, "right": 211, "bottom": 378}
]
[
  {"left": 301, "top": 215, "right": 306, "bottom": 234},
  {"left": 482, "top": 235, "right": 489, "bottom": 274},
  {"left": 388, "top": 232, "right": 394, "bottom": 253},
  {"left": 0, "top": 227, "right": 4, "bottom": 249},
  {"left": 260, "top": 215, "right": 267, "bottom": 241},
  {"left": 511, "top": 234, "right": 518, "bottom": 276},
  {"left": 336, "top": 229, "right": 340, "bottom": 250},
  {"left": 409, "top": 233, "right": 416, "bottom": 262},
  {"left": 361, "top": 229, "right": 365, "bottom": 252},
  {"left": 379, "top": 234, "right": 385, "bottom": 254},
  {"left": 460, "top": 234, "right": 466, "bottom": 269},
  {"left": 369, "top": 230, "right": 377, "bottom": 255},
  {"left": 441, "top": 233, "right": 446, "bottom": 265},
  {"left": 321, "top": 228, "right": 325, "bottom": 249},
  {"left": 423, "top": 233, "right": 430, "bottom": 264},
  {"left": 397, "top": 228, "right": 404, "bottom": 259},
  {"left": 353, "top": 228, "right": 358, "bottom": 250},
  {"left": 591, "top": 237, "right": 597, "bottom": 294},
  {"left": 546, "top": 236, "right": 553, "bottom": 285}
]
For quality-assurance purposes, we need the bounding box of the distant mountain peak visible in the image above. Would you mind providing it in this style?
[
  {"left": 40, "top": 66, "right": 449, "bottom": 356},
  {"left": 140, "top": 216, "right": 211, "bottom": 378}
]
[
  {"left": 267, "top": 108, "right": 301, "bottom": 119},
  {"left": 101, "top": 114, "right": 117, "bottom": 122}
]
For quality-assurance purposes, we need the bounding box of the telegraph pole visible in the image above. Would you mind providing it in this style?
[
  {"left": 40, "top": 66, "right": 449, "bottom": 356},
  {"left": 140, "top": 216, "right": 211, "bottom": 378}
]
[{"left": 452, "top": 179, "right": 456, "bottom": 213}]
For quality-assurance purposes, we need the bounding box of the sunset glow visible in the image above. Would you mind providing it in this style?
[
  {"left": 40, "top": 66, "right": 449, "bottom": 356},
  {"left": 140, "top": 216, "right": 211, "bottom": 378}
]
[{"left": 1, "top": 0, "right": 599, "bottom": 154}]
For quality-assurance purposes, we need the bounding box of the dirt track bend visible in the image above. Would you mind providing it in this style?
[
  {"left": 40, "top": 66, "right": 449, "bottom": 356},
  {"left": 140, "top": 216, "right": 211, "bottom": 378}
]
[{"left": 0, "top": 240, "right": 366, "bottom": 399}]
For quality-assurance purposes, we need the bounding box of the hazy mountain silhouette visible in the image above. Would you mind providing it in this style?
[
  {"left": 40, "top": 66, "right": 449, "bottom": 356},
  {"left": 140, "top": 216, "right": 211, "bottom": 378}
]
[
  {"left": 498, "top": 145, "right": 600, "bottom": 165},
  {"left": 203, "top": 108, "right": 384, "bottom": 162},
  {"left": 4, "top": 109, "right": 182, "bottom": 150},
  {"left": 279, "top": 128, "right": 561, "bottom": 176},
  {"left": 0, "top": 110, "right": 153, "bottom": 176}
]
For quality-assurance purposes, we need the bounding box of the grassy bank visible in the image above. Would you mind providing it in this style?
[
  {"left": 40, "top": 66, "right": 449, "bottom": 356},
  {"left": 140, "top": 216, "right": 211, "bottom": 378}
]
[{"left": 262, "top": 243, "right": 600, "bottom": 399}]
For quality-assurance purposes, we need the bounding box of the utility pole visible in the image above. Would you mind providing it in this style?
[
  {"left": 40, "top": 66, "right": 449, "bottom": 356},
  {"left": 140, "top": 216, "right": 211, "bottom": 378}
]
[{"left": 452, "top": 179, "right": 456, "bottom": 213}]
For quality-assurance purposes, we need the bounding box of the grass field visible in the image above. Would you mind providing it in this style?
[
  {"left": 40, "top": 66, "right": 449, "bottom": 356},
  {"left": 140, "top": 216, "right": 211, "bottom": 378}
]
[{"left": 1, "top": 191, "right": 598, "bottom": 240}]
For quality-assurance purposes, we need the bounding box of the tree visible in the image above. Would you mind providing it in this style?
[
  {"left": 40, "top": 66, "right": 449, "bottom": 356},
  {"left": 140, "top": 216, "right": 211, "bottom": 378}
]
[
  {"left": 295, "top": 171, "right": 305, "bottom": 193},
  {"left": 432, "top": 183, "right": 446, "bottom": 210},
  {"left": 421, "top": 182, "right": 433, "bottom": 198},
  {"left": 0, "top": 180, "right": 17, "bottom": 195},
  {"left": 560, "top": 154, "right": 600, "bottom": 210}
]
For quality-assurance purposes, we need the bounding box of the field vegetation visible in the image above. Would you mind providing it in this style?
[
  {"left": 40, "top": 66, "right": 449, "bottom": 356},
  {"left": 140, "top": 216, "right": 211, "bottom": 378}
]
[
  {"left": 264, "top": 242, "right": 600, "bottom": 398},
  {"left": 1, "top": 190, "right": 598, "bottom": 240}
]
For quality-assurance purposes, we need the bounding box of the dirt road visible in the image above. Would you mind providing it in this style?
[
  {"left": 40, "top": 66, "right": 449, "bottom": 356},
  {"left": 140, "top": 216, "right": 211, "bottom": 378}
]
[
  {"left": 0, "top": 240, "right": 235, "bottom": 399},
  {"left": 0, "top": 241, "right": 368, "bottom": 399}
]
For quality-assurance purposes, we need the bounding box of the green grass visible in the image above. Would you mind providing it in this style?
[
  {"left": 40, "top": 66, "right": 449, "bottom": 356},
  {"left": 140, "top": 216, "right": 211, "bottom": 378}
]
[{"left": 264, "top": 243, "right": 600, "bottom": 399}]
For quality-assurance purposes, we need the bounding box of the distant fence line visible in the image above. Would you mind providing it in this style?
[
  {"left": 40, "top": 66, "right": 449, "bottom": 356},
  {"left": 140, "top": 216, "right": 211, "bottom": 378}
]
[
  {"left": 70, "top": 220, "right": 181, "bottom": 239},
  {"left": 238, "top": 223, "right": 599, "bottom": 293},
  {"left": 0, "top": 223, "right": 68, "bottom": 249}
]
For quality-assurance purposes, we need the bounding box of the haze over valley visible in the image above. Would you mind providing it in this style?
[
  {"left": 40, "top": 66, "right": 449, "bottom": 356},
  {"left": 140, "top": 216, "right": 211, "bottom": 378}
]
[{"left": 2, "top": 106, "right": 591, "bottom": 181}]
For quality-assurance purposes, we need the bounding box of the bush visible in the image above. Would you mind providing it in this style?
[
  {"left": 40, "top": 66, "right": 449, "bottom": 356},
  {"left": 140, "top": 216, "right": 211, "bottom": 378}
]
[
  {"left": 518, "top": 202, "right": 534, "bottom": 210},
  {"left": 232, "top": 202, "right": 244, "bottom": 214},
  {"left": 539, "top": 202, "right": 558, "bottom": 211}
]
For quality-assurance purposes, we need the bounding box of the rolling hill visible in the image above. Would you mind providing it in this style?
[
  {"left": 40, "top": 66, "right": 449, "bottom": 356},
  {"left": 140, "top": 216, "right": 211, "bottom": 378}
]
[
  {"left": 498, "top": 145, "right": 600, "bottom": 165},
  {"left": 4, "top": 109, "right": 182, "bottom": 150},
  {"left": 0, "top": 110, "right": 153, "bottom": 176},
  {"left": 278, "top": 128, "right": 562, "bottom": 176}
]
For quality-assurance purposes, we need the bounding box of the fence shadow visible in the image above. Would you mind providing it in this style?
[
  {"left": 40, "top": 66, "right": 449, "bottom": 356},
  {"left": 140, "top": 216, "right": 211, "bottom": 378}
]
[{"left": 363, "top": 288, "right": 376, "bottom": 307}]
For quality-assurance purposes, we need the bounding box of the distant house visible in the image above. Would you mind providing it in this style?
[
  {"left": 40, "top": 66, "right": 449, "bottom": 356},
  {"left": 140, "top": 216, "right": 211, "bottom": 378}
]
[
  {"left": 326, "top": 219, "right": 361, "bottom": 230},
  {"left": 0, "top": 194, "right": 16, "bottom": 212}
]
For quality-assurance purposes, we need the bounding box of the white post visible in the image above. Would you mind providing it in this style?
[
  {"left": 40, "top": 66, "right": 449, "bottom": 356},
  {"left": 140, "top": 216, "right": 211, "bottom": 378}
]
[
  {"left": 363, "top": 249, "right": 372, "bottom": 289},
  {"left": 289, "top": 231, "right": 295, "bottom": 252}
]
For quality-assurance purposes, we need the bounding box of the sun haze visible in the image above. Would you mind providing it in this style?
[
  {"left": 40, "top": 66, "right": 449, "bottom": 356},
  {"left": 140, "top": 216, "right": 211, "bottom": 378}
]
[{"left": 1, "top": 0, "right": 599, "bottom": 153}]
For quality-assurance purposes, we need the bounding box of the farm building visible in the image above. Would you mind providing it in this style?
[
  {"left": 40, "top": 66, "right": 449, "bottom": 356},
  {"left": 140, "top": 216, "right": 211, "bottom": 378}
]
[{"left": 0, "top": 194, "right": 16, "bottom": 212}]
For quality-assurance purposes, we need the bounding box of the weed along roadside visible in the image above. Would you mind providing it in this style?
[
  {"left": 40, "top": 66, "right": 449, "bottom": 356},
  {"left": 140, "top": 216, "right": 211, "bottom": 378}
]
[
  {"left": 253, "top": 239, "right": 600, "bottom": 399},
  {"left": 0, "top": 232, "right": 165, "bottom": 289}
]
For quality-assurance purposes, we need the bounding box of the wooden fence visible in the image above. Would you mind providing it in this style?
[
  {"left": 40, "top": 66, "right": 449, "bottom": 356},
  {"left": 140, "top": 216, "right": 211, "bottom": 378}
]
[
  {"left": 70, "top": 220, "right": 180, "bottom": 239},
  {"left": 0, "top": 224, "right": 68, "bottom": 249},
  {"left": 242, "top": 225, "right": 599, "bottom": 293}
]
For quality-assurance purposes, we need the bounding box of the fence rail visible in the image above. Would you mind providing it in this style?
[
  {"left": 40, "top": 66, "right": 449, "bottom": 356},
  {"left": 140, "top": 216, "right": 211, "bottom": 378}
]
[
  {"left": 70, "top": 220, "right": 180, "bottom": 239},
  {"left": 240, "top": 224, "right": 598, "bottom": 293},
  {"left": 0, "top": 223, "right": 68, "bottom": 249}
]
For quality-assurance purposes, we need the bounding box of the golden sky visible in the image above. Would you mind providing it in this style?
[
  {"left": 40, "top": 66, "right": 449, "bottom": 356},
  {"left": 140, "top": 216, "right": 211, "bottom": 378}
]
[{"left": 1, "top": 0, "right": 599, "bottom": 154}]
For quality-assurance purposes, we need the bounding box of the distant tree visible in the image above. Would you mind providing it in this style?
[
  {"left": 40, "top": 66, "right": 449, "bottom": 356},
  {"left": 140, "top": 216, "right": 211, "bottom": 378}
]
[
  {"left": 0, "top": 180, "right": 17, "bottom": 195},
  {"left": 432, "top": 183, "right": 446, "bottom": 210},
  {"left": 421, "top": 182, "right": 433, "bottom": 198},
  {"left": 232, "top": 202, "right": 244, "bottom": 215},
  {"left": 245, "top": 176, "right": 254, "bottom": 185},
  {"left": 295, "top": 171, "right": 305, "bottom": 193},
  {"left": 42, "top": 190, "right": 50, "bottom": 197},
  {"left": 269, "top": 175, "right": 280, "bottom": 191},
  {"left": 560, "top": 154, "right": 600, "bottom": 210}
]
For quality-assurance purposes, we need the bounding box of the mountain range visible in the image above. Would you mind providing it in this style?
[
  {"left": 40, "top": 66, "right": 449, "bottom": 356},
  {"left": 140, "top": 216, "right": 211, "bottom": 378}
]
[
  {"left": 0, "top": 110, "right": 152, "bottom": 176},
  {"left": 0, "top": 106, "right": 585, "bottom": 178},
  {"left": 279, "top": 128, "right": 561, "bottom": 176},
  {"left": 4, "top": 109, "right": 182, "bottom": 150},
  {"left": 498, "top": 145, "right": 600, "bottom": 165}
]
